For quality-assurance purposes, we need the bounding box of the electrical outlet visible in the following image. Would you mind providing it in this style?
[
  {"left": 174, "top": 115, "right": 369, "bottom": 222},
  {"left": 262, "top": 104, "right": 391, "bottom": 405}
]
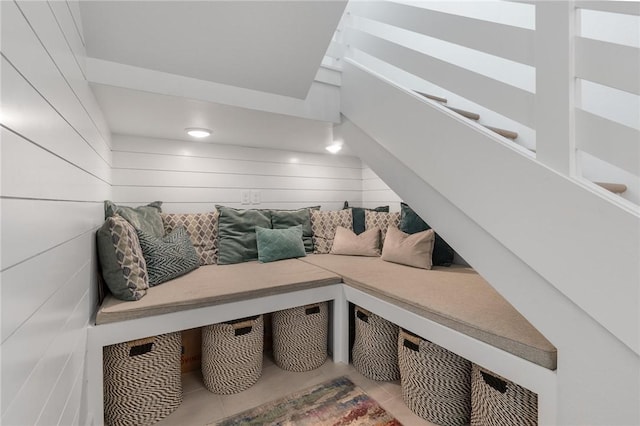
[
  {"left": 241, "top": 191, "right": 251, "bottom": 205},
  {"left": 251, "top": 190, "right": 261, "bottom": 205}
]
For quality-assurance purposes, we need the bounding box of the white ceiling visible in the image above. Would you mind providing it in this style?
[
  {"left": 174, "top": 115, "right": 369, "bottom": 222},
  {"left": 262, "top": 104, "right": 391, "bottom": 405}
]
[
  {"left": 80, "top": 1, "right": 346, "bottom": 99},
  {"left": 80, "top": 0, "right": 348, "bottom": 155},
  {"left": 91, "top": 83, "right": 353, "bottom": 155}
]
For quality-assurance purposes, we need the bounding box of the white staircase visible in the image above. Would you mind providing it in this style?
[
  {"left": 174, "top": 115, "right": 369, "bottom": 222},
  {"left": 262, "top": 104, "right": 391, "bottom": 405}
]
[{"left": 329, "top": 1, "right": 640, "bottom": 425}]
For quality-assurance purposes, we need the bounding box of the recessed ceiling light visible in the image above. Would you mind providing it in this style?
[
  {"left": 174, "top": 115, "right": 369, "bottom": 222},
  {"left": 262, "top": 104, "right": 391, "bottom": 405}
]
[
  {"left": 185, "top": 128, "right": 212, "bottom": 138},
  {"left": 325, "top": 143, "right": 342, "bottom": 154}
]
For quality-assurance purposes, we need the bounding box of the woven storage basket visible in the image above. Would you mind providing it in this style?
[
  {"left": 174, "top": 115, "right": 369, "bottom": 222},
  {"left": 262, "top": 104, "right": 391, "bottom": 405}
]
[
  {"left": 398, "top": 328, "right": 471, "bottom": 426},
  {"left": 471, "top": 363, "right": 538, "bottom": 426},
  {"left": 202, "top": 315, "right": 263, "bottom": 394},
  {"left": 352, "top": 306, "right": 400, "bottom": 381},
  {"left": 273, "top": 302, "right": 328, "bottom": 371},
  {"left": 103, "top": 332, "right": 182, "bottom": 426}
]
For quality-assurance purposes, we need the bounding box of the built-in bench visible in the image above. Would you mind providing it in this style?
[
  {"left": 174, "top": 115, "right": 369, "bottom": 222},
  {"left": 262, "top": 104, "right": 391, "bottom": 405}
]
[{"left": 87, "top": 255, "right": 558, "bottom": 425}]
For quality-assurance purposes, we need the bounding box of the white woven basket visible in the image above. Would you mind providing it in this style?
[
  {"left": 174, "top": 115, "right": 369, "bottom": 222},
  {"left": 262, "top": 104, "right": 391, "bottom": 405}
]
[
  {"left": 272, "top": 302, "right": 328, "bottom": 371},
  {"left": 471, "top": 363, "right": 538, "bottom": 426},
  {"left": 103, "top": 332, "right": 182, "bottom": 426},
  {"left": 352, "top": 306, "right": 400, "bottom": 381},
  {"left": 398, "top": 328, "right": 471, "bottom": 426},
  {"left": 202, "top": 315, "right": 264, "bottom": 394}
]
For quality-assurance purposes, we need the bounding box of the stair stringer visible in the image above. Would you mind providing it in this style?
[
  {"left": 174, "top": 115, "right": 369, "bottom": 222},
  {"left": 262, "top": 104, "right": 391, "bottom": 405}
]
[
  {"left": 336, "top": 116, "right": 640, "bottom": 426},
  {"left": 340, "top": 60, "right": 639, "bottom": 354}
]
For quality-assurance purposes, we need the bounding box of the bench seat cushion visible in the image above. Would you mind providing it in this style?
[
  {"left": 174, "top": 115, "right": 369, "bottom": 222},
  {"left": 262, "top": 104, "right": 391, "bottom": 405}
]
[
  {"left": 96, "top": 259, "right": 341, "bottom": 325},
  {"left": 299, "top": 255, "right": 557, "bottom": 370}
]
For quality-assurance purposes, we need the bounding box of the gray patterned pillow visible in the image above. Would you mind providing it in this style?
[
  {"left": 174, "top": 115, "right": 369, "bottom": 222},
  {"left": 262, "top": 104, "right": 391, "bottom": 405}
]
[
  {"left": 97, "top": 215, "right": 148, "bottom": 301},
  {"left": 161, "top": 211, "right": 219, "bottom": 265},
  {"left": 137, "top": 227, "right": 200, "bottom": 286},
  {"left": 365, "top": 211, "right": 401, "bottom": 247},
  {"left": 310, "top": 209, "right": 353, "bottom": 254}
]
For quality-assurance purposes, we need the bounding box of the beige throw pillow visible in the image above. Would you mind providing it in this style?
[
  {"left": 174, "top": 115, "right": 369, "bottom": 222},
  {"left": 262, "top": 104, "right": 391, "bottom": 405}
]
[
  {"left": 330, "top": 227, "right": 381, "bottom": 257},
  {"left": 381, "top": 226, "right": 435, "bottom": 269}
]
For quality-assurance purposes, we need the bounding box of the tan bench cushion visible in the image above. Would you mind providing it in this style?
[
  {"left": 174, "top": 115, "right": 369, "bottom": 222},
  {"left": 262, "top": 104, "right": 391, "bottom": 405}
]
[
  {"left": 299, "top": 255, "right": 557, "bottom": 370},
  {"left": 96, "top": 259, "right": 341, "bottom": 325}
]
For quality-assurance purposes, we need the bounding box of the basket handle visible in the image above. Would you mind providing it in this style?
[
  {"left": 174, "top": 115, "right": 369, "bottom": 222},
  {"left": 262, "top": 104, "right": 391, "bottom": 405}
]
[
  {"left": 128, "top": 337, "right": 155, "bottom": 357},
  {"left": 480, "top": 371, "right": 507, "bottom": 393},
  {"left": 305, "top": 304, "right": 321, "bottom": 315},
  {"left": 232, "top": 319, "right": 255, "bottom": 336},
  {"left": 401, "top": 331, "right": 421, "bottom": 352},
  {"left": 356, "top": 309, "right": 369, "bottom": 323}
]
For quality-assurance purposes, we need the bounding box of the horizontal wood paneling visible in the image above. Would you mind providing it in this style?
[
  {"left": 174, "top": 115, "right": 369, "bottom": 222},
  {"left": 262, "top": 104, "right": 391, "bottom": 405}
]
[
  {"left": 345, "top": 28, "right": 535, "bottom": 128},
  {"left": 575, "top": 1, "right": 640, "bottom": 15},
  {"left": 17, "top": 1, "right": 111, "bottom": 147},
  {"left": 114, "top": 186, "right": 361, "bottom": 205},
  {"left": 1, "top": 57, "right": 111, "bottom": 184},
  {"left": 576, "top": 109, "right": 640, "bottom": 176},
  {"left": 1, "top": 199, "right": 103, "bottom": 271},
  {"left": 1, "top": 128, "right": 110, "bottom": 202},
  {"left": 3, "top": 1, "right": 111, "bottom": 163},
  {"left": 1, "top": 2, "right": 110, "bottom": 424},
  {"left": 113, "top": 135, "right": 363, "bottom": 212},
  {"left": 1, "top": 262, "right": 90, "bottom": 414},
  {"left": 575, "top": 37, "right": 640, "bottom": 95},
  {"left": 1, "top": 232, "right": 95, "bottom": 342},
  {"left": 349, "top": 1, "right": 535, "bottom": 65}
]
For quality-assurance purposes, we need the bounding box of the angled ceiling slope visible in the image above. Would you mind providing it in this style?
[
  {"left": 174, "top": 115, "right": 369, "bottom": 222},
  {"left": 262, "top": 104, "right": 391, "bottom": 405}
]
[{"left": 80, "top": 1, "right": 347, "bottom": 99}]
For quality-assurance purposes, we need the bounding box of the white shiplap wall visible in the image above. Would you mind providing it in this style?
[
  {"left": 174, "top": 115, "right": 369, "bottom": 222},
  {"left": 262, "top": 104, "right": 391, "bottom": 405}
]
[
  {"left": 1, "top": 1, "right": 111, "bottom": 425},
  {"left": 112, "top": 135, "right": 363, "bottom": 212},
  {"left": 362, "top": 166, "right": 401, "bottom": 211}
]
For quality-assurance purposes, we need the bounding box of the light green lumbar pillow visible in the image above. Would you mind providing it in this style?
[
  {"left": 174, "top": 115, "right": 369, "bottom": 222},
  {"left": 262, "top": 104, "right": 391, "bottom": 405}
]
[
  {"left": 255, "top": 225, "right": 306, "bottom": 263},
  {"left": 136, "top": 226, "right": 200, "bottom": 286},
  {"left": 105, "top": 200, "right": 164, "bottom": 238},
  {"left": 216, "top": 205, "right": 272, "bottom": 265},
  {"left": 97, "top": 214, "right": 149, "bottom": 301}
]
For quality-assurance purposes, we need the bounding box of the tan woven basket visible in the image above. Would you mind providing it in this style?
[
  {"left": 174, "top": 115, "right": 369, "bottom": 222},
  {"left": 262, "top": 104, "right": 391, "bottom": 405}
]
[
  {"left": 398, "top": 328, "right": 471, "bottom": 426},
  {"left": 352, "top": 306, "right": 400, "bottom": 381},
  {"left": 103, "top": 332, "right": 182, "bottom": 426},
  {"left": 471, "top": 363, "right": 538, "bottom": 426},
  {"left": 272, "top": 302, "right": 328, "bottom": 371},
  {"left": 202, "top": 315, "right": 264, "bottom": 394}
]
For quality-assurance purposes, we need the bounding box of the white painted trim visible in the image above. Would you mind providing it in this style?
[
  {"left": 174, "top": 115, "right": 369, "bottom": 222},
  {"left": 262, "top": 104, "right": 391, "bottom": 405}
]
[
  {"left": 576, "top": 108, "right": 640, "bottom": 176},
  {"left": 574, "top": 1, "right": 640, "bottom": 15},
  {"left": 575, "top": 37, "right": 640, "bottom": 95},
  {"left": 86, "top": 283, "right": 557, "bottom": 425},
  {"left": 85, "top": 58, "right": 341, "bottom": 123},
  {"left": 345, "top": 28, "right": 535, "bottom": 127},
  {"left": 348, "top": 1, "right": 535, "bottom": 66}
]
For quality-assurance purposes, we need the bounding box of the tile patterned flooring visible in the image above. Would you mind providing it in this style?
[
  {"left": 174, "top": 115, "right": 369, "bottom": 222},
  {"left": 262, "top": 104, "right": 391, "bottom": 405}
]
[{"left": 157, "top": 353, "right": 437, "bottom": 425}]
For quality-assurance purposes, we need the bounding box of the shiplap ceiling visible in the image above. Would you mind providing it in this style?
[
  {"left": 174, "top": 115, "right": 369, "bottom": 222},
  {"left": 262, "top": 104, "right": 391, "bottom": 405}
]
[{"left": 80, "top": 0, "right": 347, "bottom": 154}]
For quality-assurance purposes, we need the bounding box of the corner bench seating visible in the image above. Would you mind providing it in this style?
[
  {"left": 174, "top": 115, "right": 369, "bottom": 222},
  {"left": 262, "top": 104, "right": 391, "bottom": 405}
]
[{"left": 95, "top": 254, "right": 556, "bottom": 371}]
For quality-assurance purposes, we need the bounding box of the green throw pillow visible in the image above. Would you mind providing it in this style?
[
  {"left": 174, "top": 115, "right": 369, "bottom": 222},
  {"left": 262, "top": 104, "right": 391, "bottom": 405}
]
[
  {"left": 105, "top": 200, "right": 164, "bottom": 238},
  {"left": 136, "top": 227, "right": 199, "bottom": 286},
  {"left": 216, "top": 205, "right": 272, "bottom": 265},
  {"left": 96, "top": 215, "right": 149, "bottom": 301},
  {"left": 255, "top": 225, "right": 306, "bottom": 263},
  {"left": 343, "top": 201, "right": 389, "bottom": 235},
  {"left": 269, "top": 206, "right": 319, "bottom": 253},
  {"left": 400, "top": 202, "right": 454, "bottom": 266}
]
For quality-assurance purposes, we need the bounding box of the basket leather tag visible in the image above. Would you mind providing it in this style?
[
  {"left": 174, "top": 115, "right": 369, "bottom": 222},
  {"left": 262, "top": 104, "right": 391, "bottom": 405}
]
[
  {"left": 305, "top": 306, "right": 320, "bottom": 315},
  {"left": 403, "top": 339, "right": 419, "bottom": 352},
  {"left": 234, "top": 326, "right": 253, "bottom": 336},
  {"left": 356, "top": 310, "right": 369, "bottom": 322},
  {"left": 481, "top": 371, "right": 507, "bottom": 393},
  {"left": 129, "top": 342, "right": 154, "bottom": 357}
]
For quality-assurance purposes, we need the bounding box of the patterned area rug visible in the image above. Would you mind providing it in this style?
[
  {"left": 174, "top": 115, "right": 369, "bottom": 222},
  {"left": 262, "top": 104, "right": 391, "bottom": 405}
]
[{"left": 210, "top": 376, "right": 402, "bottom": 426}]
